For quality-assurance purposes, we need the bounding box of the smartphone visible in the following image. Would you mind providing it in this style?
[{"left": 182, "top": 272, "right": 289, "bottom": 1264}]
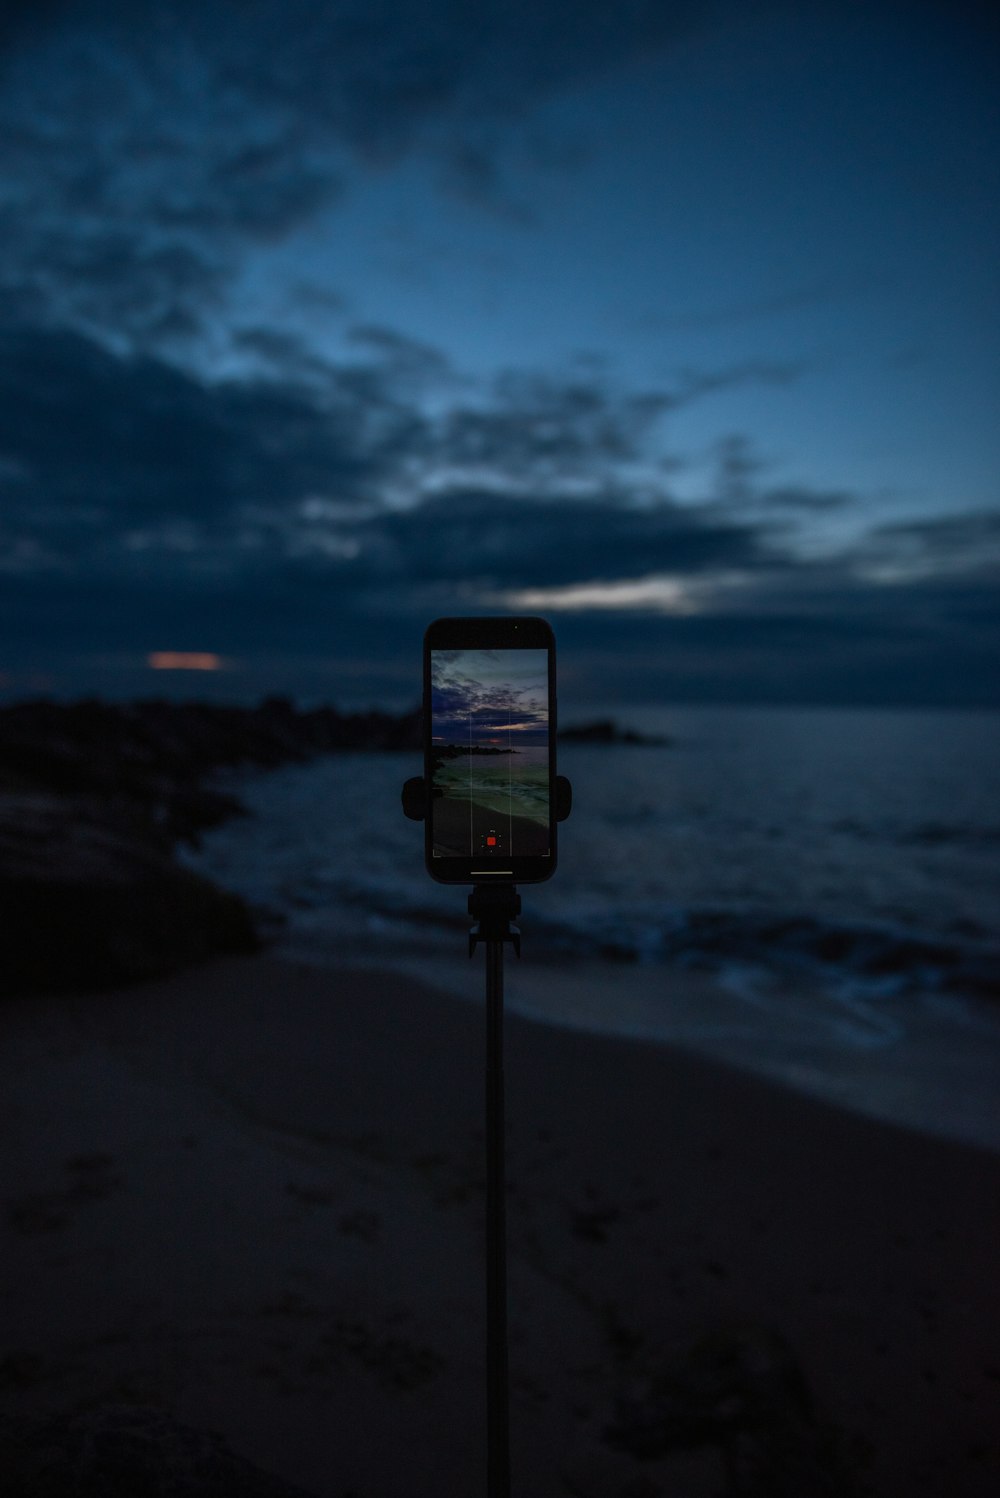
[{"left": 423, "top": 616, "right": 557, "bottom": 884}]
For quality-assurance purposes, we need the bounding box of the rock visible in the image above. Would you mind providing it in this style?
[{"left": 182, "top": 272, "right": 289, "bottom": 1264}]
[
  {"left": 0, "top": 1405, "right": 314, "bottom": 1497},
  {"left": 605, "top": 1324, "right": 866, "bottom": 1496},
  {"left": 559, "top": 718, "right": 669, "bottom": 746},
  {"left": 0, "top": 695, "right": 425, "bottom": 996},
  {"left": 0, "top": 793, "right": 257, "bottom": 996}
]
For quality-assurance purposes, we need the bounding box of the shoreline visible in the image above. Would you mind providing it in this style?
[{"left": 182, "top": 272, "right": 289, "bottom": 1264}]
[
  {"left": 3, "top": 952, "right": 999, "bottom": 1495},
  {"left": 260, "top": 939, "right": 1000, "bottom": 1158}
]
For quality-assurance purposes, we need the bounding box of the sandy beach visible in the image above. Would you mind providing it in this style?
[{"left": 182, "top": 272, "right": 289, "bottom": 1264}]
[{"left": 2, "top": 953, "right": 999, "bottom": 1496}]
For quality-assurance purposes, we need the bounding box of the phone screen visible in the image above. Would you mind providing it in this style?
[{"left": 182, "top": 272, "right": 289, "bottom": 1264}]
[{"left": 429, "top": 646, "right": 551, "bottom": 867}]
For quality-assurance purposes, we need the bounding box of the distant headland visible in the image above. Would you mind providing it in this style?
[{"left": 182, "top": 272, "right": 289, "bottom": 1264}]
[{"left": 558, "top": 718, "right": 670, "bottom": 747}]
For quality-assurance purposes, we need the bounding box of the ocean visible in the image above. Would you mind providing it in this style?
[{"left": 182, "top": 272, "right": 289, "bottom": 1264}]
[{"left": 179, "top": 704, "right": 1000, "bottom": 1152}]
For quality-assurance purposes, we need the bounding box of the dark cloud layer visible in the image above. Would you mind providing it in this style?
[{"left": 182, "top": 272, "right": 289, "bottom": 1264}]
[
  {"left": 0, "top": 322, "right": 789, "bottom": 584},
  {"left": 0, "top": 323, "right": 421, "bottom": 546},
  {"left": 368, "top": 490, "right": 763, "bottom": 590},
  {"left": 1, "top": 320, "right": 997, "bottom": 707}
]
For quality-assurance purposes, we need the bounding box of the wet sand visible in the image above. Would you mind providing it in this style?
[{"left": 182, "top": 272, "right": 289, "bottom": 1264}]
[
  {"left": 430, "top": 795, "right": 549, "bottom": 859},
  {"left": 2, "top": 954, "right": 998, "bottom": 1495}
]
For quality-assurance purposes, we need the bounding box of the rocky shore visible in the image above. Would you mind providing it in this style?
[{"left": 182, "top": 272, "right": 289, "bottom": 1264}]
[
  {"left": 557, "top": 717, "right": 669, "bottom": 746},
  {"left": 0, "top": 698, "right": 658, "bottom": 996},
  {"left": 0, "top": 697, "right": 420, "bottom": 996}
]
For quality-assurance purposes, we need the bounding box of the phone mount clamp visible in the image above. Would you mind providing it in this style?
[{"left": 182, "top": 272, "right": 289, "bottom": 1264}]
[{"left": 402, "top": 773, "right": 571, "bottom": 1498}]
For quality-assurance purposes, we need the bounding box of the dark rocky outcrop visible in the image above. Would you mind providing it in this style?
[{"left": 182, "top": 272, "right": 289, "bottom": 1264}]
[
  {"left": 0, "top": 1406, "right": 314, "bottom": 1498},
  {"left": 559, "top": 718, "right": 669, "bottom": 746},
  {"left": 0, "top": 696, "right": 421, "bottom": 842},
  {"left": 0, "top": 793, "right": 258, "bottom": 997},
  {"left": 0, "top": 696, "right": 421, "bottom": 996}
]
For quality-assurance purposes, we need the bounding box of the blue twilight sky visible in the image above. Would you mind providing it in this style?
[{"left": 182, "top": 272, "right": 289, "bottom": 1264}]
[
  {"left": 0, "top": 0, "right": 997, "bottom": 708},
  {"left": 431, "top": 648, "right": 549, "bottom": 745}
]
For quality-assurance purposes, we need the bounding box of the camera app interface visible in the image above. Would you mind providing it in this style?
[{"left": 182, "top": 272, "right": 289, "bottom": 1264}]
[{"left": 430, "top": 648, "right": 550, "bottom": 862}]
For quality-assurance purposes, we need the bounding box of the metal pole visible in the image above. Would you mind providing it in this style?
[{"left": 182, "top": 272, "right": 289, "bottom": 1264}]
[
  {"left": 404, "top": 763, "right": 572, "bottom": 1495},
  {"left": 485, "top": 934, "right": 510, "bottom": 1498}
]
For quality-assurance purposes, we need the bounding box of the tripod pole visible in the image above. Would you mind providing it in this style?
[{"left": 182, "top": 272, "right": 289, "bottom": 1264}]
[
  {"left": 469, "top": 882, "right": 520, "bottom": 1498},
  {"left": 404, "top": 769, "right": 571, "bottom": 1498},
  {"left": 485, "top": 932, "right": 509, "bottom": 1498}
]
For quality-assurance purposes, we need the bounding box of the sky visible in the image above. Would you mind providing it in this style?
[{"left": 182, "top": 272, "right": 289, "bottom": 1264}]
[
  {"left": 431, "top": 648, "right": 549, "bottom": 744},
  {"left": 0, "top": 0, "right": 997, "bottom": 710}
]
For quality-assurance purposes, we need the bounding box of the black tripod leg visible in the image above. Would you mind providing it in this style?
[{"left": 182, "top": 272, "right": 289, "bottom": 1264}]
[{"left": 486, "top": 936, "right": 510, "bottom": 1498}]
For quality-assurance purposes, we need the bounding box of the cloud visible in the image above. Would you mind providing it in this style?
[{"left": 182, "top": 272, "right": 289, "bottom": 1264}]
[
  {"left": 708, "top": 436, "right": 854, "bottom": 516},
  {"left": 852, "top": 510, "right": 1000, "bottom": 581},
  {"left": 432, "top": 376, "right": 668, "bottom": 481},
  {"left": 761, "top": 485, "right": 854, "bottom": 512},
  {"left": 360, "top": 489, "right": 764, "bottom": 592},
  {"left": 0, "top": 319, "right": 790, "bottom": 692},
  {"left": 0, "top": 322, "right": 428, "bottom": 568},
  {"left": 423, "top": 363, "right": 805, "bottom": 492},
  {"left": 346, "top": 324, "right": 454, "bottom": 387},
  {"left": 1, "top": 319, "right": 813, "bottom": 585},
  {"left": 0, "top": 319, "right": 988, "bottom": 605},
  {"left": 1, "top": 317, "right": 997, "bottom": 708},
  {"left": 0, "top": 227, "right": 225, "bottom": 347},
  {"left": 0, "top": 0, "right": 728, "bottom": 341}
]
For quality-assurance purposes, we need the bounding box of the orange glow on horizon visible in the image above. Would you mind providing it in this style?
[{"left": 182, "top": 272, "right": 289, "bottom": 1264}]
[{"left": 147, "top": 651, "right": 223, "bottom": 672}]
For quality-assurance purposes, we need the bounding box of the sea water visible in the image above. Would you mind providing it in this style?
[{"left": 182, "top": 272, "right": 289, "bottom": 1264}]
[{"left": 180, "top": 705, "right": 1000, "bottom": 1150}]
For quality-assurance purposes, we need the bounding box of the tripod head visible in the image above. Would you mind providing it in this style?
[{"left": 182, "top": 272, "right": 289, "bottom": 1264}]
[{"left": 468, "top": 882, "right": 521, "bottom": 957}]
